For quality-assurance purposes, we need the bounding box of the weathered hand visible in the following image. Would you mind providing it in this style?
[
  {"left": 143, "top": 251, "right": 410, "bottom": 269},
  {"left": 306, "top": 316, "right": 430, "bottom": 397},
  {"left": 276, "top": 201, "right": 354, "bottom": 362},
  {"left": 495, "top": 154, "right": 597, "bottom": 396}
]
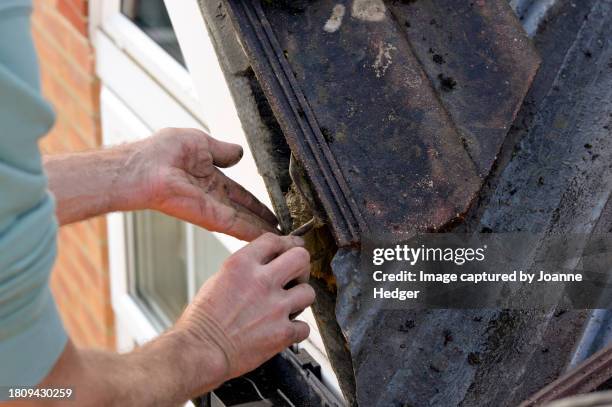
[
  {"left": 126, "top": 128, "right": 278, "bottom": 241},
  {"left": 175, "top": 233, "right": 314, "bottom": 389},
  {"left": 32, "top": 234, "right": 313, "bottom": 405}
]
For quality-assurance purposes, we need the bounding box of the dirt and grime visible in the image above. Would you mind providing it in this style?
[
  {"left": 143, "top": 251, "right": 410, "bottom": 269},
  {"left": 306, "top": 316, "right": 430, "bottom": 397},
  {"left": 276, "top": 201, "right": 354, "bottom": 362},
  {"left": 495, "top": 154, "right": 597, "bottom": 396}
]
[{"left": 210, "top": 0, "right": 612, "bottom": 405}]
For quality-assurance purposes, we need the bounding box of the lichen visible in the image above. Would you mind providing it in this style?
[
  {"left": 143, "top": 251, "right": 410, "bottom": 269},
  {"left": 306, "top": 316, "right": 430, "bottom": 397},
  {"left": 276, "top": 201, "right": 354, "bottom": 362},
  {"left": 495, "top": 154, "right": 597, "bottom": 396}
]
[
  {"left": 285, "top": 184, "right": 337, "bottom": 290},
  {"left": 323, "top": 4, "right": 346, "bottom": 33},
  {"left": 351, "top": 0, "right": 386, "bottom": 22}
]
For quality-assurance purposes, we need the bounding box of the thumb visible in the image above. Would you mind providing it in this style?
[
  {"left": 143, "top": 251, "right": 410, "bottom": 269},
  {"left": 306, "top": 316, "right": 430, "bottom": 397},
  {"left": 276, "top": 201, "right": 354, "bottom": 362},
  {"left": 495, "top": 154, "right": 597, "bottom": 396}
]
[{"left": 207, "top": 135, "right": 243, "bottom": 168}]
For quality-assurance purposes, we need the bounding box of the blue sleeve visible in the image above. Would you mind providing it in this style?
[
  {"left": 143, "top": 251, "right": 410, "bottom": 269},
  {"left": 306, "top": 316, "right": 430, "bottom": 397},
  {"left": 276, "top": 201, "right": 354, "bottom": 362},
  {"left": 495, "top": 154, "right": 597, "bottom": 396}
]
[{"left": 0, "top": 1, "right": 67, "bottom": 394}]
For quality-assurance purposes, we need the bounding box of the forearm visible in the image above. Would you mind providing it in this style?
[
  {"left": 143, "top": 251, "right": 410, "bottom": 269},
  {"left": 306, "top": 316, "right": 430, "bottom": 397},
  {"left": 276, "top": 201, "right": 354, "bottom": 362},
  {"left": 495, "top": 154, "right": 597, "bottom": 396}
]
[
  {"left": 14, "top": 333, "right": 226, "bottom": 407},
  {"left": 42, "top": 128, "right": 277, "bottom": 239},
  {"left": 43, "top": 145, "right": 147, "bottom": 225}
]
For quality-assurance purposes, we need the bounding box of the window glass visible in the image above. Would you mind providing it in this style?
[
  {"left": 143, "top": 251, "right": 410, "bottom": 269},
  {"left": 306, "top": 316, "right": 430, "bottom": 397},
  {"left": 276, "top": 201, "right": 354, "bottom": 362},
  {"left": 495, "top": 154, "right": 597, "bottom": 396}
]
[
  {"left": 121, "top": 0, "right": 186, "bottom": 66},
  {"left": 193, "top": 227, "right": 230, "bottom": 288},
  {"left": 127, "top": 213, "right": 230, "bottom": 327},
  {"left": 130, "top": 211, "right": 188, "bottom": 326}
]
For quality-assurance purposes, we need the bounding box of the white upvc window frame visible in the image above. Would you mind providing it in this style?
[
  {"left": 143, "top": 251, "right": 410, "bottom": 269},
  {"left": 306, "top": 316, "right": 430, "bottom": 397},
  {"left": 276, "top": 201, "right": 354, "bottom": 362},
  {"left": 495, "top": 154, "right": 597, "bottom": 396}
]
[{"left": 90, "top": 0, "right": 341, "bottom": 398}]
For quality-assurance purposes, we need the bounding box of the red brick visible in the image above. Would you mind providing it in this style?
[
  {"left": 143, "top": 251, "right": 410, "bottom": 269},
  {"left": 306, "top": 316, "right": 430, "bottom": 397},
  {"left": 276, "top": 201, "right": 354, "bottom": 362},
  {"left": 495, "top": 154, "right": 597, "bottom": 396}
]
[
  {"left": 52, "top": 270, "right": 97, "bottom": 344},
  {"left": 52, "top": 262, "right": 111, "bottom": 348},
  {"left": 58, "top": 0, "right": 88, "bottom": 37},
  {"left": 38, "top": 72, "right": 100, "bottom": 145},
  {"left": 33, "top": 0, "right": 113, "bottom": 350},
  {"left": 33, "top": 29, "right": 99, "bottom": 113},
  {"left": 33, "top": 28, "right": 99, "bottom": 112},
  {"left": 67, "top": 0, "right": 88, "bottom": 17},
  {"left": 32, "top": 4, "right": 95, "bottom": 75}
]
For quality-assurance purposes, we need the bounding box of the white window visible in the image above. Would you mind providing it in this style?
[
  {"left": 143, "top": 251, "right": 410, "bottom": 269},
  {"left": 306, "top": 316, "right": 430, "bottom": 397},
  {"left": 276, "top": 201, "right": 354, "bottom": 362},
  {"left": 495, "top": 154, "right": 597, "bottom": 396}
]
[{"left": 90, "top": 0, "right": 341, "bottom": 398}]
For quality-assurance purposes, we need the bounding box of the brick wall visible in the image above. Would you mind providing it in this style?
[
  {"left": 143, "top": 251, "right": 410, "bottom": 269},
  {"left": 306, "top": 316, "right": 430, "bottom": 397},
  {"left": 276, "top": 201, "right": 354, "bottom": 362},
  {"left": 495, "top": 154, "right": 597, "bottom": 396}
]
[{"left": 31, "top": 0, "right": 115, "bottom": 350}]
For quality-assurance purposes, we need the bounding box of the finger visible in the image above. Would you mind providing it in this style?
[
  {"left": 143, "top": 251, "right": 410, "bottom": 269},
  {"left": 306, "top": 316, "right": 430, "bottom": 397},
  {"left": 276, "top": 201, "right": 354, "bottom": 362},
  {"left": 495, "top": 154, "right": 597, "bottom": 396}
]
[
  {"left": 288, "top": 321, "right": 310, "bottom": 344},
  {"left": 219, "top": 172, "right": 278, "bottom": 226},
  {"left": 206, "top": 134, "right": 243, "bottom": 168},
  {"left": 214, "top": 201, "right": 279, "bottom": 242},
  {"left": 265, "top": 247, "right": 310, "bottom": 287},
  {"left": 284, "top": 283, "right": 316, "bottom": 316},
  {"left": 238, "top": 233, "right": 304, "bottom": 264},
  {"left": 191, "top": 170, "right": 277, "bottom": 234},
  {"left": 183, "top": 192, "right": 278, "bottom": 241}
]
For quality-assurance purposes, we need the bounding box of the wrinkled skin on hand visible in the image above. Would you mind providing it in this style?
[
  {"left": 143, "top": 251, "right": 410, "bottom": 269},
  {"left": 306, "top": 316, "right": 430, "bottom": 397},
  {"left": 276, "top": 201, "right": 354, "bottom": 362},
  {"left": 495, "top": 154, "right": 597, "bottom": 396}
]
[
  {"left": 32, "top": 131, "right": 315, "bottom": 406},
  {"left": 127, "top": 127, "right": 278, "bottom": 241},
  {"left": 175, "top": 233, "right": 315, "bottom": 387}
]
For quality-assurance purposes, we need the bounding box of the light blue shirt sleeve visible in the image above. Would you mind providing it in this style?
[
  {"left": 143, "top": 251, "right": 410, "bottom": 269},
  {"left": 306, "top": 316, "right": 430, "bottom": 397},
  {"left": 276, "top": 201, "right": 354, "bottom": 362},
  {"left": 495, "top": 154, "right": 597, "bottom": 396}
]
[{"left": 0, "top": 0, "right": 67, "bottom": 392}]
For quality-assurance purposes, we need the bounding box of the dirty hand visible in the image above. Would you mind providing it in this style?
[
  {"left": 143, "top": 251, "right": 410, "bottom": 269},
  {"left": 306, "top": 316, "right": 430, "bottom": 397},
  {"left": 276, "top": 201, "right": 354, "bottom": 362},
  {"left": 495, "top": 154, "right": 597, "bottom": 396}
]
[
  {"left": 174, "top": 233, "right": 314, "bottom": 392},
  {"left": 127, "top": 128, "right": 278, "bottom": 241},
  {"left": 29, "top": 234, "right": 313, "bottom": 406}
]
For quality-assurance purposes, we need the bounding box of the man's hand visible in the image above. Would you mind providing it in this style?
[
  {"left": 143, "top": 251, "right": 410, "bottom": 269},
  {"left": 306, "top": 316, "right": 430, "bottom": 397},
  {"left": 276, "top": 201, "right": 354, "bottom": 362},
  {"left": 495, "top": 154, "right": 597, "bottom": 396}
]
[
  {"left": 25, "top": 233, "right": 314, "bottom": 406},
  {"left": 131, "top": 128, "right": 278, "bottom": 241},
  {"left": 175, "top": 233, "right": 314, "bottom": 386},
  {"left": 44, "top": 127, "right": 278, "bottom": 241}
]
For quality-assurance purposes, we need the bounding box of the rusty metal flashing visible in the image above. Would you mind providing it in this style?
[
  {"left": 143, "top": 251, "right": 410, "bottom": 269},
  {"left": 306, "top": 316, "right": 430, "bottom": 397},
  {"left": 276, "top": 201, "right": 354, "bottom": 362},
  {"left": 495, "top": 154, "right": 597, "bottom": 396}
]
[
  {"left": 220, "top": 1, "right": 547, "bottom": 405},
  {"left": 521, "top": 344, "right": 612, "bottom": 406},
  {"left": 224, "top": 1, "right": 364, "bottom": 247},
  {"left": 223, "top": 0, "right": 540, "bottom": 247},
  {"left": 206, "top": 0, "right": 612, "bottom": 404},
  {"left": 196, "top": 0, "right": 612, "bottom": 405}
]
